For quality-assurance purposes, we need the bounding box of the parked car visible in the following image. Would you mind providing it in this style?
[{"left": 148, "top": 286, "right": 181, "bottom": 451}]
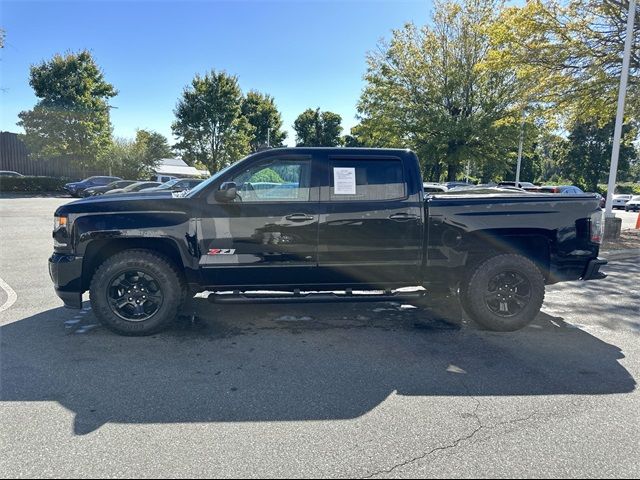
[
  {"left": 625, "top": 195, "right": 640, "bottom": 212},
  {"left": 50, "top": 147, "right": 606, "bottom": 336},
  {"left": 83, "top": 180, "right": 137, "bottom": 196},
  {"left": 64, "top": 176, "right": 121, "bottom": 197},
  {"left": 533, "top": 185, "right": 584, "bottom": 194},
  {"left": 139, "top": 178, "right": 203, "bottom": 193},
  {"left": 423, "top": 182, "right": 448, "bottom": 193},
  {"left": 612, "top": 194, "right": 633, "bottom": 209},
  {"left": 154, "top": 175, "right": 179, "bottom": 183},
  {"left": 498, "top": 181, "right": 536, "bottom": 189},
  {"left": 0, "top": 170, "right": 24, "bottom": 177},
  {"left": 105, "top": 181, "right": 162, "bottom": 195},
  {"left": 444, "top": 181, "right": 474, "bottom": 189}
]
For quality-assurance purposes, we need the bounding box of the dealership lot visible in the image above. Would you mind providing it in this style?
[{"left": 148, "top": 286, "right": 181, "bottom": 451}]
[{"left": 1, "top": 196, "right": 639, "bottom": 478}]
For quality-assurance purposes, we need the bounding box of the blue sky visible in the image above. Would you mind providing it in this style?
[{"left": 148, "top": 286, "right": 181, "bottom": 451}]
[{"left": 1, "top": 0, "right": 432, "bottom": 146}]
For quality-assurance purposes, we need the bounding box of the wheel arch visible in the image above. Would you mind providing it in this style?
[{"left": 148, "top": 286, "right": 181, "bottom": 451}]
[
  {"left": 464, "top": 230, "right": 552, "bottom": 281},
  {"left": 81, "top": 238, "right": 187, "bottom": 292}
]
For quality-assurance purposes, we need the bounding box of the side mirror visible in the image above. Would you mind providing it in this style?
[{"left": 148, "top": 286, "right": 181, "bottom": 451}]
[{"left": 214, "top": 182, "right": 238, "bottom": 202}]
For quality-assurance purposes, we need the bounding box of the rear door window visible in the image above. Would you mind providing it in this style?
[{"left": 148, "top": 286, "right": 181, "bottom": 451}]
[{"left": 326, "top": 159, "right": 405, "bottom": 201}]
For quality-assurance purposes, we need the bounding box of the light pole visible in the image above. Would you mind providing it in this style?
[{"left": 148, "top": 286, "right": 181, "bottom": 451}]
[
  {"left": 515, "top": 111, "right": 525, "bottom": 186},
  {"left": 605, "top": 0, "right": 636, "bottom": 219}
]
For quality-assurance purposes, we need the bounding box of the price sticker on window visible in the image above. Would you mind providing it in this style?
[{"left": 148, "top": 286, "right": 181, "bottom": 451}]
[{"left": 333, "top": 167, "right": 356, "bottom": 195}]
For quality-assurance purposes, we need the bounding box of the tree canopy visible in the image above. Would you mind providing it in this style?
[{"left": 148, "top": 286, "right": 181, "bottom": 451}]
[
  {"left": 356, "top": 0, "right": 524, "bottom": 181},
  {"left": 100, "top": 130, "right": 173, "bottom": 179},
  {"left": 293, "top": 108, "right": 343, "bottom": 147},
  {"left": 172, "top": 70, "right": 253, "bottom": 173},
  {"left": 17, "top": 50, "right": 117, "bottom": 168},
  {"left": 488, "top": 0, "right": 640, "bottom": 125},
  {"left": 241, "top": 91, "right": 287, "bottom": 151}
]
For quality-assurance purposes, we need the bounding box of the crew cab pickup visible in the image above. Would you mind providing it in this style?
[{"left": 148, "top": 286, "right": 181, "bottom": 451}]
[{"left": 49, "top": 148, "right": 607, "bottom": 335}]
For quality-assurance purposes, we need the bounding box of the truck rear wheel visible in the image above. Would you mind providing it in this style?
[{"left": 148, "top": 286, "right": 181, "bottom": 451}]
[
  {"left": 461, "top": 254, "right": 545, "bottom": 332},
  {"left": 90, "top": 249, "right": 185, "bottom": 336}
]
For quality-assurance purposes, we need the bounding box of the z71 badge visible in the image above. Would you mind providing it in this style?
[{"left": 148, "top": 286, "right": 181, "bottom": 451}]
[{"left": 207, "top": 248, "right": 236, "bottom": 255}]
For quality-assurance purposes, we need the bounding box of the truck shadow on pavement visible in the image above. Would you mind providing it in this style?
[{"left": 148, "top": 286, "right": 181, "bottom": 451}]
[{"left": 0, "top": 299, "right": 636, "bottom": 435}]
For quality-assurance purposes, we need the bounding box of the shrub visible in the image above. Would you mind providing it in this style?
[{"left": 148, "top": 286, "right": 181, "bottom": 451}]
[
  {"left": 0, "top": 176, "right": 69, "bottom": 193},
  {"left": 597, "top": 182, "right": 640, "bottom": 196}
]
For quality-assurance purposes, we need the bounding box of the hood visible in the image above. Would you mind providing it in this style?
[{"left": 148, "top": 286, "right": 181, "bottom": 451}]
[{"left": 55, "top": 191, "right": 178, "bottom": 216}]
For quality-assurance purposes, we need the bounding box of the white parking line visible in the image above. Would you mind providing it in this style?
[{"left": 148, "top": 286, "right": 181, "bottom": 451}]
[{"left": 0, "top": 275, "right": 18, "bottom": 313}]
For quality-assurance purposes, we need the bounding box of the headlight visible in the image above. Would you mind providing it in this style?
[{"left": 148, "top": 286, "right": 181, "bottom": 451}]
[
  {"left": 53, "top": 215, "right": 69, "bottom": 248},
  {"left": 54, "top": 215, "right": 68, "bottom": 230}
]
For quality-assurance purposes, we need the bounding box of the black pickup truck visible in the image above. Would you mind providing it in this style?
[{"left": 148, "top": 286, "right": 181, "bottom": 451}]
[{"left": 49, "top": 148, "right": 607, "bottom": 335}]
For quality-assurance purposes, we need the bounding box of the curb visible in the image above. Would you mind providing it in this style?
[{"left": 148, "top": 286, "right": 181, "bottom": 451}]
[{"left": 600, "top": 249, "right": 640, "bottom": 261}]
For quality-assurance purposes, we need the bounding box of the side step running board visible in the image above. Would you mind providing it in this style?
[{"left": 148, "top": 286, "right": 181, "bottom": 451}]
[{"left": 207, "top": 289, "right": 427, "bottom": 305}]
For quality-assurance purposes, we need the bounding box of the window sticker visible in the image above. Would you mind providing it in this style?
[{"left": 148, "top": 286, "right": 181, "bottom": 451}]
[{"left": 333, "top": 167, "right": 356, "bottom": 195}]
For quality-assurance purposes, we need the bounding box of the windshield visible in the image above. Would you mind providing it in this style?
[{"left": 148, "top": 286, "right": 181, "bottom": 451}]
[
  {"left": 123, "top": 182, "right": 145, "bottom": 191},
  {"left": 158, "top": 179, "right": 181, "bottom": 189},
  {"left": 186, "top": 162, "right": 239, "bottom": 198}
]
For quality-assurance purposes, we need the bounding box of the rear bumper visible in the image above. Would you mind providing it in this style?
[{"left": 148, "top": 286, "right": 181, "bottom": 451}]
[
  {"left": 582, "top": 257, "right": 607, "bottom": 281},
  {"left": 48, "top": 253, "right": 84, "bottom": 309}
]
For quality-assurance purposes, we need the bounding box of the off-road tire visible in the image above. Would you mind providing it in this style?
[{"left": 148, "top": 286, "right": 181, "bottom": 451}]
[
  {"left": 460, "top": 254, "right": 545, "bottom": 332},
  {"left": 90, "top": 249, "right": 185, "bottom": 336}
]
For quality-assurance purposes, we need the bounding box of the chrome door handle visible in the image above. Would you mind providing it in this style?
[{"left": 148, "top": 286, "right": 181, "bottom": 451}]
[
  {"left": 388, "top": 212, "right": 419, "bottom": 222},
  {"left": 285, "top": 213, "right": 315, "bottom": 222}
]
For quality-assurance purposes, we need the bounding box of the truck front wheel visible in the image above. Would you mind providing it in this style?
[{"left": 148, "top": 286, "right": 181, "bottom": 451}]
[
  {"left": 461, "top": 254, "right": 545, "bottom": 332},
  {"left": 90, "top": 249, "right": 185, "bottom": 336}
]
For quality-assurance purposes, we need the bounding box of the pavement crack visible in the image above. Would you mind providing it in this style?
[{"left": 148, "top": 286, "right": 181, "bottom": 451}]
[
  {"left": 360, "top": 380, "right": 543, "bottom": 479},
  {"left": 360, "top": 397, "right": 484, "bottom": 479}
]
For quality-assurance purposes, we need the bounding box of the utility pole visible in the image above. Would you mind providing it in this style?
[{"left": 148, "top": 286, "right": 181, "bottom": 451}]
[
  {"left": 605, "top": 0, "right": 636, "bottom": 218},
  {"left": 515, "top": 111, "right": 525, "bottom": 186}
]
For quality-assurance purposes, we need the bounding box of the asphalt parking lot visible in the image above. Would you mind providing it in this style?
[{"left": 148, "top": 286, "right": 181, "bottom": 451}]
[
  {"left": 1, "top": 196, "right": 639, "bottom": 478},
  {"left": 616, "top": 209, "right": 639, "bottom": 230}
]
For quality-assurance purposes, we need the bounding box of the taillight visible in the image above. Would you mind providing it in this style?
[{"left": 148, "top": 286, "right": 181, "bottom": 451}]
[{"left": 590, "top": 210, "right": 604, "bottom": 244}]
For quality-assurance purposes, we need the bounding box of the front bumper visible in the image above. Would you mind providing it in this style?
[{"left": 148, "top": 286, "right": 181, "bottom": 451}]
[
  {"left": 582, "top": 257, "right": 607, "bottom": 281},
  {"left": 48, "top": 253, "right": 84, "bottom": 309}
]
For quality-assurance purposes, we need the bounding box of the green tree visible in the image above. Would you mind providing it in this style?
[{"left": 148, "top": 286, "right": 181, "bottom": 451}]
[
  {"left": 172, "top": 70, "right": 253, "bottom": 173},
  {"left": 532, "top": 132, "right": 568, "bottom": 183},
  {"left": 357, "top": 0, "right": 523, "bottom": 181},
  {"left": 293, "top": 108, "right": 343, "bottom": 146},
  {"left": 560, "top": 119, "right": 637, "bottom": 191},
  {"left": 135, "top": 129, "right": 173, "bottom": 166},
  {"left": 100, "top": 130, "right": 172, "bottom": 179},
  {"left": 17, "top": 50, "right": 117, "bottom": 169},
  {"left": 489, "top": 0, "right": 640, "bottom": 125},
  {"left": 241, "top": 91, "right": 287, "bottom": 151}
]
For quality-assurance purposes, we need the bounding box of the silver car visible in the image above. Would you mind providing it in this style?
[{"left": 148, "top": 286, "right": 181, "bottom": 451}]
[
  {"left": 625, "top": 195, "right": 640, "bottom": 212},
  {"left": 612, "top": 194, "right": 632, "bottom": 209}
]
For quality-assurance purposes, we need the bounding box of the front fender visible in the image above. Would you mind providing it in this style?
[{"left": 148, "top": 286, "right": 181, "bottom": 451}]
[{"left": 72, "top": 211, "right": 197, "bottom": 267}]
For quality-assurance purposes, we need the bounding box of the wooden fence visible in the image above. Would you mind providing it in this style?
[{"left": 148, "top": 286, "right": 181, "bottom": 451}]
[{"left": 0, "top": 131, "right": 105, "bottom": 180}]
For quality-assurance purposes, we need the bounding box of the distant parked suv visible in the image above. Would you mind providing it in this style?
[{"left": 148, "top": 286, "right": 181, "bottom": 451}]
[{"left": 65, "top": 176, "right": 121, "bottom": 197}]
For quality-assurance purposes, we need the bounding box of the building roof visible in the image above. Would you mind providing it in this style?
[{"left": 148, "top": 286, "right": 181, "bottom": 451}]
[{"left": 154, "top": 158, "right": 207, "bottom": 177}]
